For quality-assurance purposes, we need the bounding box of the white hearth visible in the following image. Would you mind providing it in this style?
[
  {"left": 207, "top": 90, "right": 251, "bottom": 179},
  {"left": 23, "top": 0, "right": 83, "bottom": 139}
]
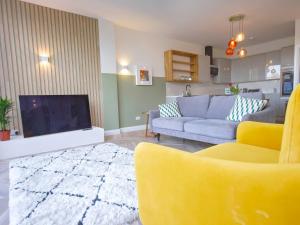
[{"left": 0, "top": 127, "right": 104, "bottom": 160}]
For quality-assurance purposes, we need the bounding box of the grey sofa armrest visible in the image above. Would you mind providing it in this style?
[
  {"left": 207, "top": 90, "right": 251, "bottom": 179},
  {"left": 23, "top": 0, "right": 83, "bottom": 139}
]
[
  {"left": 242, "top": 105, "right": 276, "bottom": 123},
  {"left": 149, "top": 109, "right": 160, "bottom": 128}
]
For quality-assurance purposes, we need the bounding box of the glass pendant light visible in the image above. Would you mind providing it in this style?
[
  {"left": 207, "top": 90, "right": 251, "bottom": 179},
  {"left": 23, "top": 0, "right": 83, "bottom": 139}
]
[
  {"left": 237, "top": 48, "right": 247, "bottom": 58},
  {"left": 235, "top": 16, "right": 245, "bottom": 42},
  {"left": 226, "top": 47, "right": 234, "bottom": 56},
  {"left": 236, "top": 32, "right": 245, "bottom": 42},
  {"left": 228, "top": 39, "right": 237, "bottom": 49},
  {"left": 225, "top": 21, "right": 236, "bottom": 56}
]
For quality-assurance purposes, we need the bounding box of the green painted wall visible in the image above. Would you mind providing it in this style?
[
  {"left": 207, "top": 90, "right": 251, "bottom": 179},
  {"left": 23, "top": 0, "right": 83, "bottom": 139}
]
[
  {"left": 117, "top": 75, "right": 166, "bottom": 128},
  {"left": 102, "top": 73, "right": 120, "bottom": 130},
  {"left": 102, "top": 73, "right": 166, "bottom": 130}
]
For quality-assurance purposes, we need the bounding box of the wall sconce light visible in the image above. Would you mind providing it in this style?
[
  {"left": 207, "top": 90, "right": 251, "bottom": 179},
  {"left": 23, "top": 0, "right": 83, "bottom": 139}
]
[
  {"left": 118, "top": 59, "right": 131, "bottom": 75},
  {"left": 120, "top": 65, "right": 130, "bottom": 75},
  {"left": 39, "top": 55, "right": 49, "bottom": 64}
]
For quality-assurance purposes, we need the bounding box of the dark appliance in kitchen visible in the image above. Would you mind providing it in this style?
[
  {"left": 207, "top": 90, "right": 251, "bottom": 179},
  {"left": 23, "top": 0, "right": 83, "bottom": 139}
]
[{"left": 281, "top": 67, "right": 294, "bottom": 97}]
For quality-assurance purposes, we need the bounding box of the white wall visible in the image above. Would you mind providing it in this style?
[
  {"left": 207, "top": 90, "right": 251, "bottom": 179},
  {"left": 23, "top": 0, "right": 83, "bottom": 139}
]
[
  {"left": 115, "top": 25, "right": 204, "bottom": 77},
  {"left": 99, "top": 18, "right": 117, "bottom": 74},
  {"left": 114, "top": 25, "right": 229, "bottom": 96}
]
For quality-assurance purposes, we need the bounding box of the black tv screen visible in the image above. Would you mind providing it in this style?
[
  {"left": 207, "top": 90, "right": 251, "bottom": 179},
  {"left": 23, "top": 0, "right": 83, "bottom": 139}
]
[{"left": 19, "top": 95, "right": 92, "bottom": 138}]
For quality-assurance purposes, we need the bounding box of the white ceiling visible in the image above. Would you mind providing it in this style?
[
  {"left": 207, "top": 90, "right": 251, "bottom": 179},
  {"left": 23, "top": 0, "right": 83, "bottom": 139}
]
[{"left": 23, "top": 0, "right": 300, "bottom": 48}]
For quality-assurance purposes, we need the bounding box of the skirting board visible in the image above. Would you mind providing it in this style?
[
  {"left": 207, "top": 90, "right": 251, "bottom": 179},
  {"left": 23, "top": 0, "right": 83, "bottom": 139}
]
[
  {"left": 105, "top": 125, "right": 146, "bottom": 136},
  {"left": 0, "top": 127, "right": 104, "bottom": 160},
  {"left": 104, "top": 129, "right": 121, "bottom": 136}
]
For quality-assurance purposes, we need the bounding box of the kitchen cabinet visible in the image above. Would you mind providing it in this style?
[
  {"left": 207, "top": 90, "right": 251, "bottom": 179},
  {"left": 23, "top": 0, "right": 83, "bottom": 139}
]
[
  {"left": 214, "top": 58, "right": 231, "bottom": 83},
  {"left": 250, "top": 53, "right": 267, "bottom": 81},
  {"left": 231, "top": 50, "right": 281, "bottom": 82},
  {"left": 231, "top": 57, "right": 252, "bottom": 82},
  {"left": 281, "top": 46, "right": 294, "bottom": 67},
  {"left": 220, "top": 46, "right": 294, "bottom": 84},
  {"left": 266, "top": 51, "right": 281, "bottom": 66}
]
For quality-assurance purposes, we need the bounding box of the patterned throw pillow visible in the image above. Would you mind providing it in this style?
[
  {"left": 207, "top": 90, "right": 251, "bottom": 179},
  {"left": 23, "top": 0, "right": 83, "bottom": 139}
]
[
  {"left": 226, "top": 95, "right": 268, "bottom": 122},
  {"left": 159, "top": 101, "right": 182, "bottom": 118}
]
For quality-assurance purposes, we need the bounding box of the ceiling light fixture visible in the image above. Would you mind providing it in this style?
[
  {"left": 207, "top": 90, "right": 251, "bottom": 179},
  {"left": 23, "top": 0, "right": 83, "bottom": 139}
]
[
  {"left": 39, "top": 55, "right": 49, "bottom": 64},
  {"left": 225, "top": 14, "right": 247, "bottom": 58},
  {"left": 235, "top": 15, "right": 245, "bottom": 42},
  {"left": 226, "top": 19, "right": 237, "bottom": 56},
  {"left": 225, "top": 47, "right": 234, "bottom": 56},
  {"left": 237, "top": 48, "right": 247, "bottom": 58}
]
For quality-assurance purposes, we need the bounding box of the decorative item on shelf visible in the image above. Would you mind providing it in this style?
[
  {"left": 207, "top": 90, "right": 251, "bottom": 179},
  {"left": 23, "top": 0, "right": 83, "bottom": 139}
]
[
  {"left": 135, "top": 65, "right": 152, "bottom": 85},
  {"left": 225, "top": 87, "right": 232, "bottom": 95},
  {"left": 266, "top": 64, "right": 281, "bottom": 80},
  {"left": 225, "top": 14, "right": 247, "bottom": 58},
  {"left": 180, "top": 74, "right": 192, "bottom": 81},
  {"left": 0, "top": 97, "right": 13, "bottom": 141},
  {"left": 183, "top": 84, "right": 192, "bottom": 97},
  {"left": 228, "top": 83, "right": 240, "bottom": 95}
]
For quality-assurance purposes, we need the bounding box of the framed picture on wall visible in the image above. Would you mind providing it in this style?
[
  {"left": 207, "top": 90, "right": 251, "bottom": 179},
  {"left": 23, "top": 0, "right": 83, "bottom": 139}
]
[{"left": 135, "top": 65, "right": 152, "bottom": 85}]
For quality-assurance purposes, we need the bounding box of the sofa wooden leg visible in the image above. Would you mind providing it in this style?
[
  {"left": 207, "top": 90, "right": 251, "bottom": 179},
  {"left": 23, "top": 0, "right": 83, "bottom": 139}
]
[{"left": 156, "top": 133, "right": 160, "bottom": 142}]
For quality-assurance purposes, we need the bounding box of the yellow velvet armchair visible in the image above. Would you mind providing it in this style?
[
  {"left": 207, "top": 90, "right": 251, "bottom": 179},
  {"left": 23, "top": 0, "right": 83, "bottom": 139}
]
[{"left": 135, "top": 85, "right": 300, "bottom": 225}]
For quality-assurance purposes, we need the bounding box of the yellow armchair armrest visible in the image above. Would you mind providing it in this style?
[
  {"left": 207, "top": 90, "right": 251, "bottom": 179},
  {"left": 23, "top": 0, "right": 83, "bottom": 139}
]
[
  {"left": 135, "top": 142, "right": 300, "bottom": 225},
  {"left": 236, "top": 121, "right": 283, "bottom": 150}
]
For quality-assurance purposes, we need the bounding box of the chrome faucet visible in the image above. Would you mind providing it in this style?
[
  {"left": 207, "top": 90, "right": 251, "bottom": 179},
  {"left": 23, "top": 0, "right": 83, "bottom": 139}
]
[{"left": 184, "top": 84, "right": 192, "bottom": 97}]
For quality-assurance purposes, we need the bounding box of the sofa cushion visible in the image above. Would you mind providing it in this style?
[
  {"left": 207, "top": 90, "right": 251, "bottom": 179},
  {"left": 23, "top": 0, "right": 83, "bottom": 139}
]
[
  {"left": 184, "top": 119, "right": 239, "bottom": 140},
  {"left": 194, "top": 143, "right": 279, "bottom": 163},
  {"left": 158, "top": 101, "right": 181, "bottom": 118},
  {"left": 152, "top": 117, "right": 199, "bottom": 131},
  {"left": 206, "top": 92, "right": 264, "bottom": 120},
  {"left": 176, "top": 95, "right": 210, "bottom": 118},
  {"left": 226, "top": 95, "right": 268, "bottom": 122},
  {"left": 206, "top": 95, "right": 236, "bottom": 119},
  {"left": 240, "top": 92, "right": 264, "bottom": 100}
]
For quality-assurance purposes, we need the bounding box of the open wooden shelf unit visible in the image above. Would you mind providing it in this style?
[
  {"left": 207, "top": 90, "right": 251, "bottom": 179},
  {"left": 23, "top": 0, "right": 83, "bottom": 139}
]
[{"left": 164, "top": 50, "right": 199, "bottom": 83}]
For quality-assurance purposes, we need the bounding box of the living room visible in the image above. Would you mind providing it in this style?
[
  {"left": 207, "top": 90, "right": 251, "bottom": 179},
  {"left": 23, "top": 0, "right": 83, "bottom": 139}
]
[{"left": 1, "top": 0, "right": 300, "bottom": 225}]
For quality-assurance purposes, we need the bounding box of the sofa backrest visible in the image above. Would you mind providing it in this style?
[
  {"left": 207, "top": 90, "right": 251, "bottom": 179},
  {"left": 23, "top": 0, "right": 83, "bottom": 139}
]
[
  {"left": 176, "top": 95, "right": 210, "bottom": 118},
  {"left": 206, "top": 92, "right": 264, "bottom": 120},
  {"left": 240, "top": 92, "right": 264, "bottom": 100}
]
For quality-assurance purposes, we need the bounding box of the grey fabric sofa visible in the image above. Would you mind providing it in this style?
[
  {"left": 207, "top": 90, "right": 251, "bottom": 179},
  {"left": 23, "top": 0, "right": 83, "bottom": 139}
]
[{"left": 150, "top": 92, "right": 275, "bottom": 144}]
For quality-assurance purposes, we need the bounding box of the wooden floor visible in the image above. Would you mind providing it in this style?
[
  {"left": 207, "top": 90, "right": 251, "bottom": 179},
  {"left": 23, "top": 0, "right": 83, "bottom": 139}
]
[
  {"left": 0, "top": 131, "right": 212, "bottom": 225},
  {"left": 106, "top": 130, "right": 212, "bottom": 152}
]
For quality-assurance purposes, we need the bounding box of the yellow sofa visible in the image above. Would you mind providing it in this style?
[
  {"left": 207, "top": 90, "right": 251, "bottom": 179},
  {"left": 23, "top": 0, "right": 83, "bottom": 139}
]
[{"left": 135, "top": 85, "right": 300, "bottom": 225}]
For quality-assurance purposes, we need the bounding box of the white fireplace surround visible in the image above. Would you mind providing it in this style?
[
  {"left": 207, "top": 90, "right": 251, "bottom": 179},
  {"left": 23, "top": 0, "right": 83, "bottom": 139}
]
[{"left": 0, "top": 127, "right": 104, "bottom": 160}]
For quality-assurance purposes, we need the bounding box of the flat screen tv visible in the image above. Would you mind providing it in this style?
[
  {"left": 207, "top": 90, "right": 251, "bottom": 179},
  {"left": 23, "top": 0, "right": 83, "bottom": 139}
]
[{"left": 19, "top": 95, "right": 92, "bottom": 138}]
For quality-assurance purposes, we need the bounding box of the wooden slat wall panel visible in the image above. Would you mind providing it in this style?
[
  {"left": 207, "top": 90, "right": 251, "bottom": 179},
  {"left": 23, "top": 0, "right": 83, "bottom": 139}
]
[{"left": 0, "top": 0, "right": 102, "bottom": 133}]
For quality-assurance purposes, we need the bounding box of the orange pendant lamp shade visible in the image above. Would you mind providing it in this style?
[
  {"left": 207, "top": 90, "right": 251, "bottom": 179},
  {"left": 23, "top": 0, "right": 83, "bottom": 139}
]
[
  {"left": 225, "top": 47, "right": 234, "bottom": 56},
  {"left": 228, "top": 39, "right": 237, "bottom": 49}
]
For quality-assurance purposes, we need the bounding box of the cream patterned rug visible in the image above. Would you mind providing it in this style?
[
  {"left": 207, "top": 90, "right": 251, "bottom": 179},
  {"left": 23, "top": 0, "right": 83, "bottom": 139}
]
[{"left": 9, "top": 143, "right": 139, "bottom": 225}]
